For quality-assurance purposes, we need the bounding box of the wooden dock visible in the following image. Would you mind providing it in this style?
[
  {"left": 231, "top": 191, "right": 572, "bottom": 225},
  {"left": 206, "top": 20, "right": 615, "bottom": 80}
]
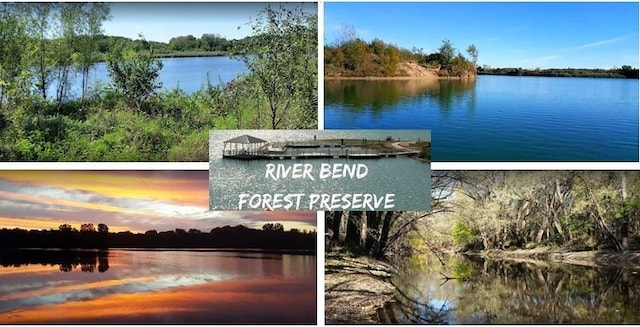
[{"left": 223, "top": 148, "right": 419, "bottom": 160}]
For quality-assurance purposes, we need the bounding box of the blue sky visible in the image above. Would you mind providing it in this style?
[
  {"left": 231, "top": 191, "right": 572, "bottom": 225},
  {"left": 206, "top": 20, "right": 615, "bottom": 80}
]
[
  {"left": 103, "top": 2, "right": 316, "bottom": 43},
  {"left": 325, "top": 2, "right": 639, "bottom": 69}
]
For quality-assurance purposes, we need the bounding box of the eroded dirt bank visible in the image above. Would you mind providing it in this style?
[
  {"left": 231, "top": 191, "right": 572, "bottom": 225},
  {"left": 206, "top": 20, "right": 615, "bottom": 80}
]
[{"left": 325, "top": 254, "right": 396, "bottom": 324}]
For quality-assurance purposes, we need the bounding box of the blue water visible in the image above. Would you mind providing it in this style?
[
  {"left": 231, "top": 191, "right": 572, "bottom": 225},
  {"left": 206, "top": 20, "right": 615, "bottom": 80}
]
[
  {"left": 325, "top": 76, "right": 639, "bottom": 161},
  {"left": 49, "top": 56, "right": 247, "bottom": 98}
]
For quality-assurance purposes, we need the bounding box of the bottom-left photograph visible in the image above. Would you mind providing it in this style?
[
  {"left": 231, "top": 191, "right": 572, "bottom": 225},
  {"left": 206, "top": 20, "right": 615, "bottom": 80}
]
[{"left": 0, "top": 170, "right": 317, "bottom": 324}]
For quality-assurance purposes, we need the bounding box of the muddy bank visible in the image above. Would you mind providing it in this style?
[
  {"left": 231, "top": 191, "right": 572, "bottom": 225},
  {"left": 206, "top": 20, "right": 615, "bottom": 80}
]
[
  {"left": 325, "top": 254, "right": 396, "bottom": 324},
  {"left": 476, "top": 248, "right": 640, "bottom": 268}
]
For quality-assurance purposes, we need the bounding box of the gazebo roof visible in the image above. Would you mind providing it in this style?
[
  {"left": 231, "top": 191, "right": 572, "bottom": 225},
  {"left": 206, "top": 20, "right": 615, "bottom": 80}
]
[{"left": 223, "top": 134, "right": 267, "bottom": 144}]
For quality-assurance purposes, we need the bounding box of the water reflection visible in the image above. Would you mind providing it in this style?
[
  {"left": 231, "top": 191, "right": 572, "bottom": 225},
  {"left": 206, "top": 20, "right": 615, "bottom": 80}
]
[
  {"left": 325, "top": 79, "right": 477, "bottom": 114},
  {"left": 325, "top": 76, "right": 638, "bottom": 161},
  {"left": 386, "top": 254, "right": 640, "bottom": 324},
  {"left": 0, "top": 249, "right": 109, "bottom": 273},
  {"left": 0, "top": 249, "right": 316, "bottom": 323}
]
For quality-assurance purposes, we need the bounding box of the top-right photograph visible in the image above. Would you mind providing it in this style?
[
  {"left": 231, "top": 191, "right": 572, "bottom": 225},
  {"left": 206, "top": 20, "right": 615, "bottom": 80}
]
[{"left": 324, "top": 2, "right": 639, "bottom": 162}]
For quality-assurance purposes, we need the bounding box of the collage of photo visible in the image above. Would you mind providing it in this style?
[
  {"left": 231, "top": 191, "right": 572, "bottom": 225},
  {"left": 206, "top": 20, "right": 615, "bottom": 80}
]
[{"left": 0, "top": 1, "right": 638, "bottom": 325}]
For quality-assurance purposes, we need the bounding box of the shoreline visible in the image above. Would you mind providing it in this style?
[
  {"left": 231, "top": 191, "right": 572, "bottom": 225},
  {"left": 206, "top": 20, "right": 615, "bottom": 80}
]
[
  {"left": 325, "top": 75, "right": 438, "bottom": 80},
  {"left": 324, "top": 75, "right": 475, "bottom": 81},
  {"left": 325, "top": 254, "right": 396, "bottom": 324},
  {"left": 470, "top": 248, "right": 640, "bottom": 268}
]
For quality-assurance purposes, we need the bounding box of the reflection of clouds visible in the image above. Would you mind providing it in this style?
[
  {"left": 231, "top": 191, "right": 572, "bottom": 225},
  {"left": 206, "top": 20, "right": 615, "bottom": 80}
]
[
  {"left": 1, "top": 278, "right": 316, "bottom": 323},
  {"left": 0, "top": 250, "right": 316, "bottom": 323},
  {"left": 0, "top": 273, "right": 231, "bottom": 314}
]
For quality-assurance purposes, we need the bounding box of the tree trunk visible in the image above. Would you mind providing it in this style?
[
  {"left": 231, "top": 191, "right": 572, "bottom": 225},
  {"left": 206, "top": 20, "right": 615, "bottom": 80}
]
[
  {"left": 620, "top": 172, "right": 629, "bottom": 250},
  {"left": 330, "top": 211, "right": 343, "bottom": 242},
  {"left": 376, "top": 211, "right": 395, "bottom": 258},
  {"left": 345, "top": 211, "right": 362, "bottom": 246},
  {"left": 364, "top": 211, "right": 382, "bottom": 253}
]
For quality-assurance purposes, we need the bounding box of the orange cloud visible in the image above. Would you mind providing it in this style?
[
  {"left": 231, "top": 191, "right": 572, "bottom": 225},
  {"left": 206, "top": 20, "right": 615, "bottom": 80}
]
[{"left": 0, "top": 171, "right": 209, "bottom": 208}]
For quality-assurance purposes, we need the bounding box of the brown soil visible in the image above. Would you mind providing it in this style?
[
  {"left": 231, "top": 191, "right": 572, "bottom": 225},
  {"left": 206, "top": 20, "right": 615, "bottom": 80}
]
[
  {"left": 325, "top": 61, "right": 439, "bottom": 80},
  {"left": 325, "top": 254, "right": 396, "bottom": 324}
]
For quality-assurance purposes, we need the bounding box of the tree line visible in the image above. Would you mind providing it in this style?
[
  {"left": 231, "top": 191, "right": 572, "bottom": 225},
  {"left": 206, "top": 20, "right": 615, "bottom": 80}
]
[
  {"left": 0, "top": 3, "right": 317, "bottom": 161},
  {"left": 478, "top": 65, "right": 639, "bottom": 79},
  {"left": 326, "top": 171, "right": 640, "bottom": 263},
  {"left": 325, "top": 29, "right": 477, "bottom": 78},
  {"left": 0, "top": 223, "right": 316, "bottom": 251}
]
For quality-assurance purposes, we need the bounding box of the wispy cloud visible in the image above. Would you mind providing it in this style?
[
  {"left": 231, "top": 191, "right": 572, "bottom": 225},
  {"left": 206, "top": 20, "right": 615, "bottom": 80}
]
[
  {"left": 577, "top": 36, "right": 627, "bottom": 49},
  {"left": 0, "top": 172, "right": 316, "bottom": 232}
]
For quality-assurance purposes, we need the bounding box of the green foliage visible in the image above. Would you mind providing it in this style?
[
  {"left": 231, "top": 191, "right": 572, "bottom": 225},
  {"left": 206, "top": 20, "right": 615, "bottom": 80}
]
[
  {"left": 452, "top": 220, "right": 475, "bottom": 246},
  {"left": 325, "top": 36, "right": 475, "bottom": 78},
  {"left": 466, "top": 44, "right": 478, "bottom": 65},
  {"left": 107, "top": 48, "right": 163, "bottom": 109},
  {"left": 0, "top": 3, "right": 316, "bottom": 161},
  {"left": 438, "top": 39, "right": 455, "bottom": 68},
  {"left": 451, "top": 261, "right": 474, "bottom": 280},
  {"left": 234, "top": 4, "right": 318, "bottom": 129}
]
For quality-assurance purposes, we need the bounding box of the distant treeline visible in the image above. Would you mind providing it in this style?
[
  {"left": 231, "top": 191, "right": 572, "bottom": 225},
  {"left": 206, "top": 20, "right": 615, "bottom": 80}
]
[
  {"left": 94, "top": 33, "right": 249, "bottom": 58},
  {"left": 478, "top": 65, "right": 639, "bottom": 79},
  {"left": 0, "top": 224, "right": 316, "bottom": 252}
]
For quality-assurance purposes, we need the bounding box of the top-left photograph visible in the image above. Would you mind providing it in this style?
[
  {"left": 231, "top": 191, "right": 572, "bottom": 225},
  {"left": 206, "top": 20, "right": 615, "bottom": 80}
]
[{"left": 0, "top": 2, "right": 318, "bottom": 161}]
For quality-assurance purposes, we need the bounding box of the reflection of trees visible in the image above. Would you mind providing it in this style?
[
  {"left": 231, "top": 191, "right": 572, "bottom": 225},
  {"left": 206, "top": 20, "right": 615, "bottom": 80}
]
[
  {"left": 324, "top": 79, "right": 477, "bottom": 115},
  {"left": 393, "top": 255, "right": 640, "bottom": 323},
  {"left": 0, "top": 249, "right": 109, "bottom": 273}
]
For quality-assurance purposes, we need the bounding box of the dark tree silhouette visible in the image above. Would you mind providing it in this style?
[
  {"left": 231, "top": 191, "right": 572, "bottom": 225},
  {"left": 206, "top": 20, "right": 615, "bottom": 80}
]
[
  {"left": 80, "top": 223, "right": 96, "bottom": 232},
  {"left": 97, "top": 223, "right": 109, "bottom": 233},
  {"left": 263, "top": 223, "right": 284, "bottom": 232},
  {"left": 59, "top": 224, "right": 73, "bottom": 232}
]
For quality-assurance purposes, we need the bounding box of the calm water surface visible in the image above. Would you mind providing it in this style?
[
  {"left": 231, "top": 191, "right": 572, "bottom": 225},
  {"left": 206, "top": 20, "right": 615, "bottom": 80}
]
[
  {"left": 0, "top": 249, "right": 316, "bottom": 323},
  {"left": 383, "top": 254, "right": 640, "bottom": 323},
  {"left": 325, "top": 76, "right": 639, "bottom": 161},
  {"left": 50, "top": 56, "right": 247, "bottom": 98}
]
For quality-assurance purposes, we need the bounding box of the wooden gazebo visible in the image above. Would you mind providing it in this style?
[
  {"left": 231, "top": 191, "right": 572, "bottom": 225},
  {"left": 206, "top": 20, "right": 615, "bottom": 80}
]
[{"left": 222, "top": 134, "right": 268, "bottom": 158}]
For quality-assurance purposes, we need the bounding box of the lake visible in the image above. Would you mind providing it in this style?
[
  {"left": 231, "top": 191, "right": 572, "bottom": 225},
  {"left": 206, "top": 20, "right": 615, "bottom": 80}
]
[
  {"left": 49, "top": 56, "right": 247, "bottom": 98},
  {"left": 381, "top": 253, "right": 640, "bottom": 323},
  {"left": 324, "top": 76, "right": 639, "bottom": 161},
  {"left": 0, "top": 249, "right": 316, "bottom": 323}
]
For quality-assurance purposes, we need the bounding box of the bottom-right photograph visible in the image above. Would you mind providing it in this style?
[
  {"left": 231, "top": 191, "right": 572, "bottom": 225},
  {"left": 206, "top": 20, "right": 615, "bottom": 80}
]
[{"left": 325, "top": 171, "right": 640, "bottom": 324}]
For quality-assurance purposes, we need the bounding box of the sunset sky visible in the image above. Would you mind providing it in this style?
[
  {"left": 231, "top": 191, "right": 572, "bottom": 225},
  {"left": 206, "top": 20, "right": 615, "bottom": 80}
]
[{"left": 0, "top": 171, "right": 316, "bottom": 233}]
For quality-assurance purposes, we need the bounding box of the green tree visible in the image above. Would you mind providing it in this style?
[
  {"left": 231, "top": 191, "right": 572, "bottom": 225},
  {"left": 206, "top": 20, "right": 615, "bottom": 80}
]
[
  {"left": 27, "top": 2, "right": 55, "bottom": 100},
  {"left": 107, "top": 42, "right": 163, "bottom": 110},
  {"left": 234, "top": 4, "right": 317, "bottom": 129},
  {"left": 438, "top": 39, "right": 455, "bottom": 69},
  {"left": 52, "top": 3, "right": 82, "bottom": 104},
  {"left": 76, "top": 3, "right": 110, "bottom": 101},
  {"left": 0, "top": 3, "right": 30, "bottom": 106},
  {"left": 466, "top": 44, "right": 478, "bottom": 66}
]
